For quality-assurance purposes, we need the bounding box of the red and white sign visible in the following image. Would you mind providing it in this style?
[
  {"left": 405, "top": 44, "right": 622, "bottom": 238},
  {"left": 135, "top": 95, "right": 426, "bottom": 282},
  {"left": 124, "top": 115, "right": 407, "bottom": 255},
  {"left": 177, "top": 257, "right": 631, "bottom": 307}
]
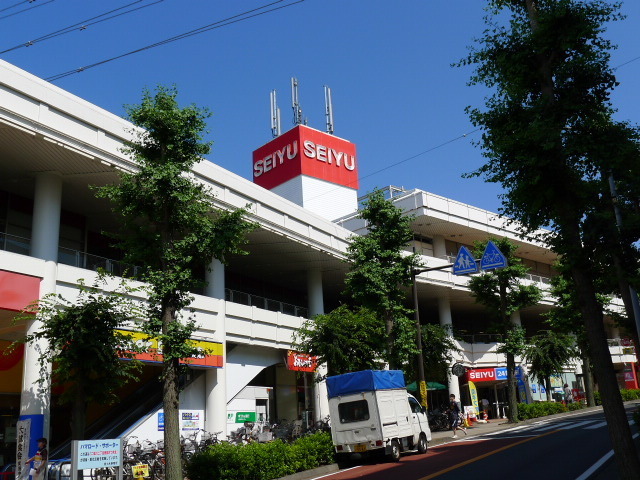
[
  {"left": 286, "top": 350, "right": 318, "bottom": 372},
  {"left": 252, "top": 125, "right": 358, "bottom": 190},
  {"left": 467, "top": 368, "right": 497, "bottom": 382}
]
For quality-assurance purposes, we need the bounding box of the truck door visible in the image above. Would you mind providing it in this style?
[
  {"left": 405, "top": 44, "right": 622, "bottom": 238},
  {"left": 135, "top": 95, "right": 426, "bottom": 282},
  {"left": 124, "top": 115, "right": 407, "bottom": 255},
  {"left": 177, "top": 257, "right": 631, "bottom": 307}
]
[{"left": 408, "top": 395, "right": 430, "bottom": 441}]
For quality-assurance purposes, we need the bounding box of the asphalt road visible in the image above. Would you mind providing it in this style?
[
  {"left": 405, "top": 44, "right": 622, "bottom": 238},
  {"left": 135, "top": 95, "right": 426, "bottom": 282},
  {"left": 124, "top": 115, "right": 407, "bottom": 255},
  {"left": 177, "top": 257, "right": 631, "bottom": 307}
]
[{"left": 315, "top": 405, "right": 639, "bottom": 480}]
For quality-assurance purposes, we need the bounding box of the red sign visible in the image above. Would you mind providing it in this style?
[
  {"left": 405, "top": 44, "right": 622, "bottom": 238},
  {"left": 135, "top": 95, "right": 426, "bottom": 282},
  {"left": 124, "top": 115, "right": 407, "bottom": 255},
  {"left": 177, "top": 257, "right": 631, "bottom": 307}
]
[
  {"left": 0, "top": 270, "right": 40, "bottom": 312},
  {"left": 253, "top": 125, "right": 358, "bottom": 190},
  {"left": 286, "top": 350, "right": 318, "bottom": 372},
  {"left": 467, "top": 368, "right": 497, "bottom": 382}
]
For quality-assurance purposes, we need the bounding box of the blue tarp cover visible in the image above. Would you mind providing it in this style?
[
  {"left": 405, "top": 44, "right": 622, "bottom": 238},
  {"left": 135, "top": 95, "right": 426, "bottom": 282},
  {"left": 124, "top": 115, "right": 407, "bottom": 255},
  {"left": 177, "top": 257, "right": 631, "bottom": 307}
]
[{"left": 326, "top": 370, "right": 406, "bottom": 398}]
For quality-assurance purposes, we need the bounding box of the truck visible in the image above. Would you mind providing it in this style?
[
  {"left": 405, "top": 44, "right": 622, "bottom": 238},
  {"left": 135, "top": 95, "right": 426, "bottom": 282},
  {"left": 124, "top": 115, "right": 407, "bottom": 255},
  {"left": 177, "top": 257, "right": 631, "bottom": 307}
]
[{"left": 326, "top": 370, "right": 432, "bottom": 462}]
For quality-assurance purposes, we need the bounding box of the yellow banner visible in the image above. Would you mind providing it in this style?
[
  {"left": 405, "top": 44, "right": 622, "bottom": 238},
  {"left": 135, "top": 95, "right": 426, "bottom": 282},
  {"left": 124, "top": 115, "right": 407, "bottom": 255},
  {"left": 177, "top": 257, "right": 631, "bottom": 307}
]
[{"left": 469, "top": 380, "right": 479, "bottom": 414}]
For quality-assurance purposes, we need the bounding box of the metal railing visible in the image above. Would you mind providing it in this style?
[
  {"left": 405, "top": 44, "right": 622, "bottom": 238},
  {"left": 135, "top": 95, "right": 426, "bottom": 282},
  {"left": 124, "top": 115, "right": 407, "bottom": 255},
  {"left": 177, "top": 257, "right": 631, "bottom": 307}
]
[
  {"left": 458, "top": 333, "right": 504, "bottom": 344},
  {"left": 225, "top": 288, "right": 308, "bottom": 318},
  {"left": 0, "top": 231, "right": 30, "bottom": 256},
  {"left": 57, "top": 246, "right": 141, "bottom": 277}
]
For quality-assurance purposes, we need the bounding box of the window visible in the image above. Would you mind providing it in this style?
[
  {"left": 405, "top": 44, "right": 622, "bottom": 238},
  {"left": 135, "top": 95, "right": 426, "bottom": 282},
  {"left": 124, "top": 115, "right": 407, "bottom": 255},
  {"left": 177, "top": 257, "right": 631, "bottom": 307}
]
[
  {"left": 408, "top": 396, "right": 423, "bottom": 414},
  {"left": 338, "top": 400, "right": 370, "bottom": 423}
]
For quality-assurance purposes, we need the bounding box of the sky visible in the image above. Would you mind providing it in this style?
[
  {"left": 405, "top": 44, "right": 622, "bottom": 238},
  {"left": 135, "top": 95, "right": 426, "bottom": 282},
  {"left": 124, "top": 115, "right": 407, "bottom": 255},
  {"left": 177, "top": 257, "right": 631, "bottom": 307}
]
[{"left": 1, "top": 0, "right": 639, "bottom": 214}]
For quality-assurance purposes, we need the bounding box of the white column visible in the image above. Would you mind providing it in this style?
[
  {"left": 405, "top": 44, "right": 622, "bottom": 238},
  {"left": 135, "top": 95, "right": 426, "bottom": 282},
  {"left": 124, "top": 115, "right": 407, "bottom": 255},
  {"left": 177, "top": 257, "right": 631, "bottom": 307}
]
[
  {"left": 308, "top": 269, "right": 330, "bottom": 421},
  {"left": 438, "top": 297, "right": 460, "bottom": 400},
  {"left": 204, "top": 259, "right": 227, "bottom": 438},
  {"left": 21, "top": 172, "right": 62, "bottom": 453},
  {"left": 432, "top": 235, "right": 447, "bottom": 259},
  {"left": 510, "top": 311, "right": 522, "bottom": 327}
]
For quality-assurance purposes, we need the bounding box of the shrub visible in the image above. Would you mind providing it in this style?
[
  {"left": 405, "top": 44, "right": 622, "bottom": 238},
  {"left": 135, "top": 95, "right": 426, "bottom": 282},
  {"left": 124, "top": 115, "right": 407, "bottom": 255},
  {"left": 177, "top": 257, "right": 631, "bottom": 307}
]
[
  {"left": 620, "top": 389, "right": 640, "bottom": 402},
  {"left": 186, "top": 432, "right": 335, "bottom": 480},
  {"left": 594, "top": 391, "right": 601, "bottom": 406},
  {"left": 517, "top": 402, "right": 567, "bottom": 421},
  {"left": 567, "top": 402, "right": 585, "bottom": 411}
]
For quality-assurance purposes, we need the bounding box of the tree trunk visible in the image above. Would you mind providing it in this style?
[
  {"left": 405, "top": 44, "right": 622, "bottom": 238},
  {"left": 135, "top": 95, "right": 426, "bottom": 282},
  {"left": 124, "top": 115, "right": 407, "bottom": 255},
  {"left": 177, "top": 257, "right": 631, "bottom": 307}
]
[
  {"left": 506, "top": 351, "right": 518, "bottom": 422},
  {"left": 162, "top": 302, "right": 183, "bottom": 480},
  {"left": 582, "top": 352, "right": 596, "bottom": 407},
  {"left": 610, "top": 255, "right": 640, "bottom": 365},
  {"left": 384, "top": 311, "right": 396, "bottom": 369},
  {"left": 544, "top": 377, "right": 552, "bottom": 402},
  {"left": 70, "top": 385, "right": 87, "bottom": 440}
]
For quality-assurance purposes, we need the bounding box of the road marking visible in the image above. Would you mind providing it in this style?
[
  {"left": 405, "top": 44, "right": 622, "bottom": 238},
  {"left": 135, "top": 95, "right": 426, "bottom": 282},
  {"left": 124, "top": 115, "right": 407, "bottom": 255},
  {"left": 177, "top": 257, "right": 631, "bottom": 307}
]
[
  {"left": 558, "top": 420, "right": 595, "bottom": 430},
  {"left": 310, "top": 466, "right": 358, "bottom": 480},
  {"left": 532, "top": 422, "right": 570, "bottom": 432},
  {"left": 583, "top": 421, "right": 607, "bottom": 430},
  {"left": 575, "top": 432, "right": 640, "bottom": 480},
  {"left": 418, "top": 430, "right": 557, "bottom": 480}
]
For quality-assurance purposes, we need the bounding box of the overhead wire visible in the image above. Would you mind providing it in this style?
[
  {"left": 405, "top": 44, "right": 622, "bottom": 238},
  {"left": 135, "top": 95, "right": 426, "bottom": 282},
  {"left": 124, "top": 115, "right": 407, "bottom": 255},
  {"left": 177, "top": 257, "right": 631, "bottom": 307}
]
[
  {"left": 1, "top": 0, "right": 166, "bottom": 55},
  {"left": 45, "top": 0, "right": 304, "bottom": 82},
  {"left": 0, "top": 0, "right": 54, "bottom": 21}
]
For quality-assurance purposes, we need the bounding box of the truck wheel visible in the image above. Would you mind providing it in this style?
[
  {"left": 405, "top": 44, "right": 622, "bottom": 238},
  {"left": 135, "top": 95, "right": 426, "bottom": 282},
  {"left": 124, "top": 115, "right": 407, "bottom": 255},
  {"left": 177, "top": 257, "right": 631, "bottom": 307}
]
[
  {"left": 417, "top": 434, "right": 428, "bottom": 454},
  {"left": 388, "top": 440, "right": 401, "bottom": 462}
]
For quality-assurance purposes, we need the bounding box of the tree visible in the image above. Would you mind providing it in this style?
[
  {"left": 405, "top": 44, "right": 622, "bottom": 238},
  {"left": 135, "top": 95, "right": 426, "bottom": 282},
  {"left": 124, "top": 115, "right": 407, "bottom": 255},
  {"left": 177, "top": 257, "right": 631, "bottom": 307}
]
[
  {"left": 468, "top": 237, "right": 542, "bottom": 422},
  {"left": 404, "top": 323, "right": 461, "bottom": 385},
  {"left": 294, "top": 305, "right": 386, "bottom": 376},
  {"left": 16, "top": 275, "right": 142, "bottom": 441},
  {"left": 461, "top": 1, "right": 640, "bottom": 473},
  {"left": 97, "top": 86, "right": 255, "bottom": 480},
  {"left": 344, "top": 189, "right": 420, "bottom": 369},
  {"left": 525, "top": 330, "right": 579, "bottom": 402}
]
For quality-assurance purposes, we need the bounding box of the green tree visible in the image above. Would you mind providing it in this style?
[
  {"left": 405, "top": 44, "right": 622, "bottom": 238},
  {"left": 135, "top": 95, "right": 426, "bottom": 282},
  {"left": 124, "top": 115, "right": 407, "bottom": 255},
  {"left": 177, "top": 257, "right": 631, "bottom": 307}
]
[
  {"left": 294, "top": 305, "right": 386, "bottom": 376},
  {"left": 525, "top": 330, "right": 579, "bottom": 402},
  {"left": 97, "top": 86, "right": 254, "bottom": 480},
  {"left": 16, "top": 275, "right": 142, "bottom": 441},
  {"left": 468, "top": 237, "right": 542, "bottom": 422},
  {"left": 461, "top": 1, "right": 640, "bottom": 473},
  {"left": 344, "top": 189, "right": 420, "bottom": 369},
  {"left": 404, "top": 323, "right": 461, "bottom": 385}
]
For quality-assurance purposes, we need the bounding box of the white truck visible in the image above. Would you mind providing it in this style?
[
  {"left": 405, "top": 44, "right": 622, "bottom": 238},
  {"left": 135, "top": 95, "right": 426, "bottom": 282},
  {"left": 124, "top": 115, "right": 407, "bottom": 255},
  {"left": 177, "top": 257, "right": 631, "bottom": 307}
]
[{"left": 326, "top": 370, "right": 432, "bottom": 462}]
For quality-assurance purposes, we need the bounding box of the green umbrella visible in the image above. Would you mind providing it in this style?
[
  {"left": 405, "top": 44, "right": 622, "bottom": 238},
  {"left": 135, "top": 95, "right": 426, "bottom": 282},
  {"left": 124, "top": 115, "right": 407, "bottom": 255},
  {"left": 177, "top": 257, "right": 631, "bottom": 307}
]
[{"left": 406, "top": 381, "right": 447, "bottom": 391}]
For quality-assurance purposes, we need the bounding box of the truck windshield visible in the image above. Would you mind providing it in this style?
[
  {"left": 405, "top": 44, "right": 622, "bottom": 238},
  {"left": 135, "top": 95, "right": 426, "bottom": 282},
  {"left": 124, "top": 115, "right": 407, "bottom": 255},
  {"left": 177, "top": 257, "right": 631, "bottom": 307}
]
[{"left": 338, "top": 400, "right": 370, "bottom": 423}]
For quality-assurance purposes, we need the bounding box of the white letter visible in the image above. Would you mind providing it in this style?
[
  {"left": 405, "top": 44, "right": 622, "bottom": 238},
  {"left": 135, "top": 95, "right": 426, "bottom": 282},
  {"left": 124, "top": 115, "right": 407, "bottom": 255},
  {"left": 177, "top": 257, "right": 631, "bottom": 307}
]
[
  {"left": 254, "top": 160, "right": 264, "bottom": 177},
  {"left": 344, "top": 155, "right": 356, "bottom": 171},
  {"left": 332, "top": 150, "right": 343, "bottom": 167},
  {"left": 316, "top": 144, "right": 327, "bottom": 162},
  {"left": 303, "top": 140, "right": 316, "bottom": 158},
  {"left": 263, "top": 155, "right": 273, "bottom": 172},
  {"left": 276, "top": 147, "right": 286, "bottom": 165},
  {"left": 287, "top": 140, "right": 298, "bottom": 159}
]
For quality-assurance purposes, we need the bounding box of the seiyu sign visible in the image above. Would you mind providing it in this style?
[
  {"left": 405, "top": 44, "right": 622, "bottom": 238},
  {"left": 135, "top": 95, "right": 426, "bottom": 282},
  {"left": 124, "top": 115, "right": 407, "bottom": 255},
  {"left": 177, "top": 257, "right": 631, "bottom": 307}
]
[{"left": 252, "top": 125, "right": 359, "bottom": 190}]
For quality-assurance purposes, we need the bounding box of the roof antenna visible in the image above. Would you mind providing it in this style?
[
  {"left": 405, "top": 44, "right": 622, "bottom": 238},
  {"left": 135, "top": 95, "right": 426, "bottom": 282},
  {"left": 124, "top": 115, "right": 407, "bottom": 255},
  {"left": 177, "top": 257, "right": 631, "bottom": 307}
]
[
  {"left": 291, "top": 77, "right": 307, "bottom": 125},
  {"left": 270, "top": 89, "right": 281, "bottom": 137},
  {"left": 324, "top": 85, "right": 334, "bottom": 135}
]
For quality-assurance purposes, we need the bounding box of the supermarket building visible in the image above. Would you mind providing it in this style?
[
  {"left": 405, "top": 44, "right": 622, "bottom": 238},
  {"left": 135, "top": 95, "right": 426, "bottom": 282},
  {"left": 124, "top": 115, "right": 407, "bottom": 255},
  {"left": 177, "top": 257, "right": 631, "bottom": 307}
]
[{"left": 0, "top": 59, "right": 637, "bottom": 465}]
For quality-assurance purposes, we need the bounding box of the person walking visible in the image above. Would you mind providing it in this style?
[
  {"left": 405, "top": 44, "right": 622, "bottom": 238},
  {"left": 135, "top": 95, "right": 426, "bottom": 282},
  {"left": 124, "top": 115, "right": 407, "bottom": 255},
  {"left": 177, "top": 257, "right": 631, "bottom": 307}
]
[
  {"left": 448, "top": 394, "right": 467, "bottom": 438},
  {"left": 25, "top": 438, "right": 47, "bottom": 480},
  {"left": 563, "top": 384, "right": 573, "bottom": 404}
]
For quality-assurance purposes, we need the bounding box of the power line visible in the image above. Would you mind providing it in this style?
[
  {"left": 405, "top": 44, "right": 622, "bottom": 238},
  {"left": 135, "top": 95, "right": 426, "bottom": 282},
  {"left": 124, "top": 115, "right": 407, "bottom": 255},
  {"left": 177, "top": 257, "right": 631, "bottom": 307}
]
[
  {"left": 0, "top": 0, "right": 31, "bottom": 14},
  {"left": 45, "top": 0, "right": 304, "bottom": 82},
  {"left": 0, "top": 0, "right": 54, "bottom": 21},
  {"left": 1, "top": 0, "right": 165, "bottom": 55}
]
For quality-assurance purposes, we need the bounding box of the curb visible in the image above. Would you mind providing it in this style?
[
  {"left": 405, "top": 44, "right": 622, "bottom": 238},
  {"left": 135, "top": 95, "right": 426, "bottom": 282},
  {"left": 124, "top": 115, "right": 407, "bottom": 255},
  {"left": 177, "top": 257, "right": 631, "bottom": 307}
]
[{"left": 276, "top": 464, "right": 339, "bottom": 480}]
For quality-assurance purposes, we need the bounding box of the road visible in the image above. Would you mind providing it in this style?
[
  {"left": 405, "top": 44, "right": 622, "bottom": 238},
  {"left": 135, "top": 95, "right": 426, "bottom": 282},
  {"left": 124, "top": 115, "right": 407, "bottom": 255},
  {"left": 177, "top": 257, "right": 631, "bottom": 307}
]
[{"left": 316, "top": 405, "right": 639, "bottom": 480}]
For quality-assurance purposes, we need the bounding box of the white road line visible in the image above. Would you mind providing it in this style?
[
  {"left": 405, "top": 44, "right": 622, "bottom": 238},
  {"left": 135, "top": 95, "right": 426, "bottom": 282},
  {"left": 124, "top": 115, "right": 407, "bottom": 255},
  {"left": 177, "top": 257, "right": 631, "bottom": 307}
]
[
  {"left": 310, "top": 466, "right": 358, "bottom": 480},
  {"left": 558, "top": 420, "right": 595, "bottom": 430},
  {"left": 531, "top": 422, "right": 570, "bottom": 432},
  {"left": 575, "top": 432, "right": 640, "bottom": 480},
  {"left": 584, "top": 421, "right": 607, "bottom": 430}
]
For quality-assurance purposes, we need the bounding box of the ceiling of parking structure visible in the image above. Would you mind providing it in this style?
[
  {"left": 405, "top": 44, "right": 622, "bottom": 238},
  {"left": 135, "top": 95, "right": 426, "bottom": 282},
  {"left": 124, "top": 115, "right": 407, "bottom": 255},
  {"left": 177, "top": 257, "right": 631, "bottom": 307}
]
[
  {"left": 224, "top": 227, "right": 349, "bottom": 296},
  {"left": 410, "top": 214, "right": 557, "bottom": 266}
]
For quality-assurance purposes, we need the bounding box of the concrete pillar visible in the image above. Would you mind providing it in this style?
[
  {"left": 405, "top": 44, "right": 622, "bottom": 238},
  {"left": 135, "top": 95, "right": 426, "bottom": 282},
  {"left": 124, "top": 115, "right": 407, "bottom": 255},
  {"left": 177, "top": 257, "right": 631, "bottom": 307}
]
[
  {"left": 432, "top": 235, "right": 447, "bottom": 259},
  {"left": 21, "top": 172, "right": 62, "bottom": 455},
  {"left": 510, "top": 311, "right": 522, "bottom": 327},
  {"left": 308, "top": 269, "right": 330, "bottom": 421},
  {"left": 438, "top": 297, "right": 460, "bottom": 400},
  {"left": 204, "top": 259, "right": 227, "bottom": 438}
]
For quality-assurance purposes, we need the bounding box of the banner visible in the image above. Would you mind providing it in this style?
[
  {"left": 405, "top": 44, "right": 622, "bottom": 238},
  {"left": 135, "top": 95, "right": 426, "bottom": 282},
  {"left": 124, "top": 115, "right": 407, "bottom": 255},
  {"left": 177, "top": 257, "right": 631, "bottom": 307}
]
[
  {"left": 15, "top": 419, "right": 30, "bottom": 480},
  {"left": 286, "top": 351, "right": 317, "bottom": 372},
  {"left": 468, "top": 381, "right": 479, "bottom": 414}
]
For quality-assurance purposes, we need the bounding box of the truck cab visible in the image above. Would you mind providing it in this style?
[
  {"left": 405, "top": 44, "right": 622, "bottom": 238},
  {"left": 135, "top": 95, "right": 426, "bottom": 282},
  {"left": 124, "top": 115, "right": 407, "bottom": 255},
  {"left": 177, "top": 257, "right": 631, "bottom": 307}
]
[{"left": 327, "top": 370, "right": 432, "bottom": 462}]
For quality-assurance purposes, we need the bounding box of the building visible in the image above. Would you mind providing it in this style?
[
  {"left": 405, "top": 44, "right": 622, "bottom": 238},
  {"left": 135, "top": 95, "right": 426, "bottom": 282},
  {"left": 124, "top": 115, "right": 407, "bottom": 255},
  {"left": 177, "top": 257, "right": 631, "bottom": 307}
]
[{"left": 0, "top": 59, "right": 637, "bottom": 467}]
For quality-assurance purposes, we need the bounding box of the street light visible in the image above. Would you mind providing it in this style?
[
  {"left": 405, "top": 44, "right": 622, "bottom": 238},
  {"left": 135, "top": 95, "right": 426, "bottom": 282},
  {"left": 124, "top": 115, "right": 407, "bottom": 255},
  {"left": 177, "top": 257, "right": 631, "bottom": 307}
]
[{"left": 412, "top": 261, "right": 454, "bottom": 408}]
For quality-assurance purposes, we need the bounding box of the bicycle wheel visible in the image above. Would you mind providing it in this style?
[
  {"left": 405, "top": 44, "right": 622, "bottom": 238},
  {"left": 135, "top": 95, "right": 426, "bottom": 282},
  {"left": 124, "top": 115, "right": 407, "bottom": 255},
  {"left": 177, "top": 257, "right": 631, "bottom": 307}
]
[{"left": 152, "top": 459, "right": 165, "bottom": 480}]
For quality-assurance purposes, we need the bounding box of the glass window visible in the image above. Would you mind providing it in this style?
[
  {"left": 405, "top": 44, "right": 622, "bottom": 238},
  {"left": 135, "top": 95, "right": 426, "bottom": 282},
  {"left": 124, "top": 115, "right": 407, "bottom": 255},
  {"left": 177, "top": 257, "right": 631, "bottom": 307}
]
[
  {"left": 408, "top": 397, "right": 423, "bottom": 414},
  {"left": 338, "top": 400, "right": 370, "bottom": 423}
]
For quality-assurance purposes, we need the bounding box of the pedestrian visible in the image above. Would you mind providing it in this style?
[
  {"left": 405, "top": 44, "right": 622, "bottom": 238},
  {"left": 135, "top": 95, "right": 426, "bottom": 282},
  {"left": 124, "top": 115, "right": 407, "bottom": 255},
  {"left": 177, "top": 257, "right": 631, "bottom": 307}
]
[
  {"left": 563, "top": 384, "right": 573, "bottom": 404},
  {"left": 481, "top": 397, "right": 490, "bottom": 417},
  {"left": 25, "top": 437, "right": 47, "bottom": 480},
  {"left": 448, "top": 394, "right": 467, "bottom": 438}
]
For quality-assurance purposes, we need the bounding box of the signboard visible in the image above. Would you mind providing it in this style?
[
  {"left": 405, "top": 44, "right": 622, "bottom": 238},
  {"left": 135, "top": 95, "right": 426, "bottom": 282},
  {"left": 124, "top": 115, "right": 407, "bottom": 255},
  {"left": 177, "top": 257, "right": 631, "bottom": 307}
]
[
  {"left": 15, "top": 419, "right": 30, "bottom": 480},
  {"left": 286, "top": 351, "right": 318, "bottom": 372},
  {"left": 228, "top": 411, "right": 257, "bottom": 424},
  {"left": 157, "top": 413, "right": 164, "bottom": 432},
  {"left": 74, "top": 439, "right": 122, "bottom": 470},
  {"left": 480, "top": 241, "right": 507, "bottom": 270},
  {"left": 118, "top": 330, "right": 223, "bottom": 368},
  {"left": 181, "top": 412, "right": 201, "bottom": 431},
  {"left": 468, "top": 381, "right": 479, "bottom": 414},
  {"left": 132, "top": 464, "right": 149, "bottom": 478},
  {"left": 453, "top": 246, "right": 478, "bottom": 275},
  {"left": 253, "top": 125, "right": 359, "bottom": 190},
  {"left": 467, "top": 368, "right": 497, "bottom": 382}
]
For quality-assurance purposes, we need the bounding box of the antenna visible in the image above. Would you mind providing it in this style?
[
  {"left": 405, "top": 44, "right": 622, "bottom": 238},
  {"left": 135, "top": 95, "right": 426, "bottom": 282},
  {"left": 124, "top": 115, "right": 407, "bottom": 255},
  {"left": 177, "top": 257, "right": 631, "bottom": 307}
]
[
  {"left": 270, "top": 90, "right": 281, "bottom": 137},
  {"left": 291, "top": 77, "right": 305, "bottom": 126},
  {"left": 324, "top": 85, "right": 334, "bottom": 135}
]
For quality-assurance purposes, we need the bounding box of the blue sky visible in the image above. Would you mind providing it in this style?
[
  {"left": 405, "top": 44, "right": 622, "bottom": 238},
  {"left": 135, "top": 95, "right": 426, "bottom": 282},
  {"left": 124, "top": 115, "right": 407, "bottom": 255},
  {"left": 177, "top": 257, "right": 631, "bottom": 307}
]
[{"left": 2, "top": 0, "right": 638, "bottom": 214}]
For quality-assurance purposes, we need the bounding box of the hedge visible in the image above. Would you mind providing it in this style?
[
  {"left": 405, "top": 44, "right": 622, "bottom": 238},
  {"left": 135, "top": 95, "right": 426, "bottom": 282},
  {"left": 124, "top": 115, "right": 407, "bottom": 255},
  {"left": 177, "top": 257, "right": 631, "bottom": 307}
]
[
  {"left": 185, "top": 432, "right": 335, "bottom": 480},
  {"left": 594, "top": 389, "right": 640, "bottom": 406},
  {"left": 517, "top": 402, "right": 568, "bottom": 420}
]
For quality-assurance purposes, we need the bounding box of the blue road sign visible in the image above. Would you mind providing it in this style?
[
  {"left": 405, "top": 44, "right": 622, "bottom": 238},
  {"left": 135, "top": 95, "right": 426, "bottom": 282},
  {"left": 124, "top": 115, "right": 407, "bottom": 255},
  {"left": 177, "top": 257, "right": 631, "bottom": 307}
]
[
  {"left": 453, "top": 246, "right": 478, "bottom": 275},
  {"left": 480, "top": 241, "right": 508, "bottom": 270}
]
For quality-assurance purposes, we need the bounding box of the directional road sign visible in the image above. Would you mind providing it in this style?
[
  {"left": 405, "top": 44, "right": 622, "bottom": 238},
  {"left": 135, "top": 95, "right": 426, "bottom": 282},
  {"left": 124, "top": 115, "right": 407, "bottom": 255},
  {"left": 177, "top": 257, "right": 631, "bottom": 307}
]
[
  {"left": 480, "top": 241, "right": 508, "bottom": 270},
  {"left": 453, "top": 246, "right": 478, "bottom": 275}
]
